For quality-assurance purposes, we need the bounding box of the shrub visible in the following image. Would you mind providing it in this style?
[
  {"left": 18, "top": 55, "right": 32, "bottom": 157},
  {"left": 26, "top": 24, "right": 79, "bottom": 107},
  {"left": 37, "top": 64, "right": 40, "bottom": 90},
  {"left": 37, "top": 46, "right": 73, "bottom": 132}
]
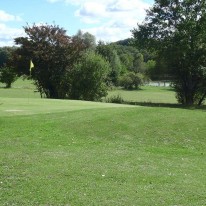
[
  {"left": 105, "top": 94, "right": 124, "bottom": 104},
  {"left": 118, "top": 72, "right": 148, "bottom": 90},
  {"left": 0, "top": 65, "right": 17, "bottom": 88},
  {"left": 70, "top": 50, "right": 110, "bottom": 101}
]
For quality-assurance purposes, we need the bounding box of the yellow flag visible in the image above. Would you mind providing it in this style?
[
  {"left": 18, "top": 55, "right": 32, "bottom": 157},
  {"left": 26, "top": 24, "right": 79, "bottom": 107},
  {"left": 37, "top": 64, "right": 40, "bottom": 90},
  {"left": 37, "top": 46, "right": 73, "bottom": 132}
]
[{"left": 30, "top": 60, "right": 34, "bottom": 72}]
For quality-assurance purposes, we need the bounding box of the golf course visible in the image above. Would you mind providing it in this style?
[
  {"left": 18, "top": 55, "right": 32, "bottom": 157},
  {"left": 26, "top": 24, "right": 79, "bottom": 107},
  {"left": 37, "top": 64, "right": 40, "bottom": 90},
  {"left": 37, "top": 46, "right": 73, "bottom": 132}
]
[{"left": 0, "top": 79, "right": 206, "bottom": 205}]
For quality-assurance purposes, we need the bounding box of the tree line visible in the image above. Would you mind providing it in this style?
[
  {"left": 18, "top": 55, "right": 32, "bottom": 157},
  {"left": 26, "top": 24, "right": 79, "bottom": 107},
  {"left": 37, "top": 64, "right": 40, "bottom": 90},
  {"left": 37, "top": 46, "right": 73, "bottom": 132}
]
[{"left": 0, "top": 24, "right": 153, "bottom": 100}]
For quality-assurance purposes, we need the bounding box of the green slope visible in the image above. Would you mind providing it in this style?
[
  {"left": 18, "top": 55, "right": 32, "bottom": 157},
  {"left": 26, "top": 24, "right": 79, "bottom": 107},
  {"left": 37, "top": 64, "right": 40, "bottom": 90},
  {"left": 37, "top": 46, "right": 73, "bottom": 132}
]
[
  {"left": 0, "top": 100, "right": 206, "bottom": 205},
  {"left": 0, "top": 97, "right": 133, "bottom": 117},
  {"left": 0, "top": 78, "right": 206, "bottom": 205}
]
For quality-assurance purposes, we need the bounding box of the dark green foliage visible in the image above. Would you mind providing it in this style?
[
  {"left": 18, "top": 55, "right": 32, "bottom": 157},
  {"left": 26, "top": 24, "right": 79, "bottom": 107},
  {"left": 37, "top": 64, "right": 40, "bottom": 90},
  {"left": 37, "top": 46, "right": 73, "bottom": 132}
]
[
  {"left": 118, "top": 72, "right": 148, "bottom": 90},
  {"left": 133, "top": 53, "right": 145, "bottom": 73},
  {"left": 172, "top": 66, "right": 206, "bottom": 106},
  {"left": 132, "top": 0, "right": 206, "bottom": 105},
  {"left": 70, "top": 50, "right": 110, "bottom": 101},
  {"left": 114, "top": 38, "right": 134, "bottom": 46},
  {"left": 73, "top": 30, "right": 96, "bottom": 50},
  {"left": 15, "top": 24, "right": 86, "bottom": 99},
  {"left": 0, "top": 48, "right": 9, "bottom": 67},
  {"left": 96, "top": 41, "right": 152, "bottom": 86},
  {"left": 96, "top": 43, "right": 123, "bottom": 85},
  {"left": 0, "top": 66, "right": 17, "bottom": 88},
  {"left": 13, "top": 25, "right": 111, "bottom": 101},
  {"left": 145, "top": 59, "right": 168, "bottom": 81},
  {"left": 145, "top": 60, "right": 156, "bottom": 77},
  {"left": 0, "top": 47, "right": 16, "bottom": 68},
  {"left": 111, "top": 44, "right": 146, "bottom": 74},
  {"left": 108, "top": 50, "right": 123, "bottom": 85},
  {"left": 0, "top": 47, "right": 18, "bottom": 88}
]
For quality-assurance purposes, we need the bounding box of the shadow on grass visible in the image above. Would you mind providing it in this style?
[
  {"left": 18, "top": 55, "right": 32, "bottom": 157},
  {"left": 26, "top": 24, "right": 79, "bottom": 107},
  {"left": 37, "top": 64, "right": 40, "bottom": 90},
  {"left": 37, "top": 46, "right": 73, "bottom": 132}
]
[
  {"left": 0, "top": 87, "right": 10, "bottom": 89},
  {"left": 160, "top": 87, "right": 175, "bottom": 92},
  {"left": 123, "top": 101, "right": 206, "bottom": 111},
  {"left": 118, "top": 87, "right": 143, "bottom": 91}
]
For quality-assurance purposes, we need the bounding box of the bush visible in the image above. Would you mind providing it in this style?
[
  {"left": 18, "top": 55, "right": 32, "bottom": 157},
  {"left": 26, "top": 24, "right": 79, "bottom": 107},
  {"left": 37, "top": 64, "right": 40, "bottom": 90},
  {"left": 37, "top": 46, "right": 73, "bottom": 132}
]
[
  {"left": 0, "top": 65, "right": 17, "bottom": 88},
  {"left": 70, "top": 50, "right": 110, "bottom": 101},
  {"left": 105, "top": 94, "right": 124, "bottom": 104},
  {"left": 118, "top": 72, "right": 148, "bottom": 90}
]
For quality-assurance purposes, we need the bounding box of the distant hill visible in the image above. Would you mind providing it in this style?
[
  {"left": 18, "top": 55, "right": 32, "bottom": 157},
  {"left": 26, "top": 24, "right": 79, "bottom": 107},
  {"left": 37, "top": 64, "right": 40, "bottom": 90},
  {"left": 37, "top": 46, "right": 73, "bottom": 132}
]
[{"left": 113, "top": 38, "right": 135, "bottom": 46}]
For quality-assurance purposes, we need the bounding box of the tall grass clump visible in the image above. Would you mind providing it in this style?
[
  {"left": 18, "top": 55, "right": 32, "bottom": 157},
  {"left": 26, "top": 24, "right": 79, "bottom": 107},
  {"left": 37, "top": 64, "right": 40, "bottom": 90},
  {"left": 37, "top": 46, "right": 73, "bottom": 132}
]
[{"left": 105, "top": 94, "right": 124, "bottom": 104}]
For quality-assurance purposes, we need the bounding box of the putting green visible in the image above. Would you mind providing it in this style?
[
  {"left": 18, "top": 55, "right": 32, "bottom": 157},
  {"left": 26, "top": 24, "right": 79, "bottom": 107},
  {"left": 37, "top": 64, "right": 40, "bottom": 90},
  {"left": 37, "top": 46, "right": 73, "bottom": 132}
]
[{"left": 0, "top": 97, "right": 135, "bottom": 116}]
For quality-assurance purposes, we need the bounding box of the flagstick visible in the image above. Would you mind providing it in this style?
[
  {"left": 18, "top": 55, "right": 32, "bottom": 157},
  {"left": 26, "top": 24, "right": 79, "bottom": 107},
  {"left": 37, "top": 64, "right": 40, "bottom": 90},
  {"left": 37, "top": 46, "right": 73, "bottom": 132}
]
[
  {"left": 27, "top": 73, "right": 31, "bottom": 104},
  {"left": 28, "top": 60, "right": 34, "bottom": 104}
]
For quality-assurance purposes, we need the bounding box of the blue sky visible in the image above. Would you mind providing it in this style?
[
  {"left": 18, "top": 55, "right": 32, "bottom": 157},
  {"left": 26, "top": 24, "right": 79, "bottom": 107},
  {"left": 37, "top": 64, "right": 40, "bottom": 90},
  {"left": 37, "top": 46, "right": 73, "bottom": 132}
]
[{"left": 0, "top": 0, "right": 154, "bottom": 46}]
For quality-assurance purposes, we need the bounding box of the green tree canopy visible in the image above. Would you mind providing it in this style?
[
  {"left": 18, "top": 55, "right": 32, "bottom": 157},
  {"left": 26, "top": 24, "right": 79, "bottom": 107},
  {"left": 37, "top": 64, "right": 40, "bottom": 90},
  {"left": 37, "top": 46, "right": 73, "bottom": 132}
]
[
  {"left": 96, "top": 43, "right": 123, "bottom": 85},
  {"left": 70, "top": 50, "right": 110, "bottom": 101},
  {"left": 73, "top": 30, "right": 96, "bottom": 50},
  {"left": 0, "top": 47, "right": 9, "bottom": 67},
  {"left": 0, "top": 65, "right": 17, "bottom": 88},
  {"left": 132, "top": 0, "right": 206, "bottom": 105},
  {"left": 15, "top": 24, "right": 86, "bottom": 99},
  {"left": 0, "top": 47, "right": 17, "bottom": 88},
  {"left": 118, "top": 72, "right": 148, "bottom": 90},
  {"left": 111, "top": 44, "right": 146, "bottom": 74}
]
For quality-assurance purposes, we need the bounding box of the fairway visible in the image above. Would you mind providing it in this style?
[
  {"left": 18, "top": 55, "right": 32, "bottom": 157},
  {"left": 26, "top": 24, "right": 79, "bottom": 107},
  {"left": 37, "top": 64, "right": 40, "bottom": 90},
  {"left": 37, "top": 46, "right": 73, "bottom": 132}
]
[
  {"left": 0, "top": 97, "right": 133, "bottom": 117},
  {"left": 107, "top": 86, "right": 177, "bottom": 104},
  {"left": 0, "top": 80, "right": 206, "bottom": 205}
]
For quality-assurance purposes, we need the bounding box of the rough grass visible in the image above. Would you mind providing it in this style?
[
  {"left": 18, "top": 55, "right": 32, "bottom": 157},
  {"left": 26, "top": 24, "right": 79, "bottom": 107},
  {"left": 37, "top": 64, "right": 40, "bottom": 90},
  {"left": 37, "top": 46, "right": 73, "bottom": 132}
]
[{"left": 0, "top": 79, "right": 206, "bottom": 205}]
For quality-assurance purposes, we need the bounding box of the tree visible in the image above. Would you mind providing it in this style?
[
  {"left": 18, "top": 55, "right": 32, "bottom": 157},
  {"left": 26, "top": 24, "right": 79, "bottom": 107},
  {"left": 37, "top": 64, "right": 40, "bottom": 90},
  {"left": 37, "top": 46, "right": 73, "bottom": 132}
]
[
  {"left": 96, "top": 43, "right": 123, "bottom": 85},
  {"left": 15, "top": 24, "right": 86, "bottom": 99},
  {"left": 111, "top": 43, "right": 146, "bottom": 74},
  {"left": 133, "top": 53, "right": 145, "bottom": 73},
  {"left": 0, "top": 47, "right": 18, "bottom": 88},
  {"left": 0, "top": 65, "right": 17, "bottom": 88},
  {"left": 145, "top": 59, "right": 156, "bottom": 79},
  {"left": 132, "top": 0, "right": 206, "bottom": 105},
  {"left": 70, "top": 50, "right": 110, "bottom": 101},
  {"left": 73, "top": 30, "right": 96, "bottom": 50},
  {"left": 0, "top": 48, "right": 9, "bottom": 67}
]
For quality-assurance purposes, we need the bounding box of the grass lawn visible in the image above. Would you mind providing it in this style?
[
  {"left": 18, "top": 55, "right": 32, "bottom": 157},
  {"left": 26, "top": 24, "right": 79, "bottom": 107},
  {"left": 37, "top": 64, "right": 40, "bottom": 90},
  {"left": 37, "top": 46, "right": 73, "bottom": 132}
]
[
  {"left": 0, "top": 79, "right": 206, "bottom": 205},
  {"left": 0, "top": 77, "right": 40, "bottom": 99},
  {"left": 106, "top": 86, "right": 177, "bottom": 104}
]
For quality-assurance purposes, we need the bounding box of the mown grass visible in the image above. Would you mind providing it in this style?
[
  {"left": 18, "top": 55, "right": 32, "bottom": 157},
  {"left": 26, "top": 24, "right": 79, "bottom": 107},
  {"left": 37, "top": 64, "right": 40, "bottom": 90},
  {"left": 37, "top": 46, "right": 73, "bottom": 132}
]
[
  {"left": 1, "top": 78, "right": 176, "bottom": 103},
  {"left": 0, "top": 77, "right": 40, "bottom": 99},
  {"left": 0, "top": 79, "right": 206, "bottom": 205},
  {"left": 106, "top": 86, "right": 177, "bottom": 104}
]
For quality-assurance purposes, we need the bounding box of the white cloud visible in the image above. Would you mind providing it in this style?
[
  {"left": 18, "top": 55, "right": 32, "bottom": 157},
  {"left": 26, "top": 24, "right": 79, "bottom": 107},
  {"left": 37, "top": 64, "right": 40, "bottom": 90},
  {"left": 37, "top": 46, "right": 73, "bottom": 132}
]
[
  {"left": 79, "top": 0, "right": 150, "bottom": 42},
  {"left": 76, "top": 2, "right": 106, "bottom": 18},
  {"left": 0, "top": 10, "right": 22, "bottom": 22},
  {"left": 0, "top": 23, "right": 25, "bottom": 47},
  {"left": 48, "top": 0, "right": 151, "bottom": 42},
  {"left": 107, "top": 0, "right": 149, "bottom": 12},
  {"left": 82, "top": 23, "right": 132, "bottom": 43},
  {"left": 46, "top": 0, "right": 62, "bottom": 3},
  {"left": 0, "top": 10, "right": 24, "bottom": 46}
]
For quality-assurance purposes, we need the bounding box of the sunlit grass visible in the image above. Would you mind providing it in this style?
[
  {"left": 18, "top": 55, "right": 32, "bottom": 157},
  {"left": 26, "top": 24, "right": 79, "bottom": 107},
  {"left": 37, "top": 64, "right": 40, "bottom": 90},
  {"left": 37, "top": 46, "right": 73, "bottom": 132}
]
[
  {"left": 0, "top": 78, "right": 206, "bottom": 205},
  {"left": 0, "top": 77, "right": 40, "bottom": 99},
  {"left": 107, "top": 86, "right": 177, "bottom": 104}
]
